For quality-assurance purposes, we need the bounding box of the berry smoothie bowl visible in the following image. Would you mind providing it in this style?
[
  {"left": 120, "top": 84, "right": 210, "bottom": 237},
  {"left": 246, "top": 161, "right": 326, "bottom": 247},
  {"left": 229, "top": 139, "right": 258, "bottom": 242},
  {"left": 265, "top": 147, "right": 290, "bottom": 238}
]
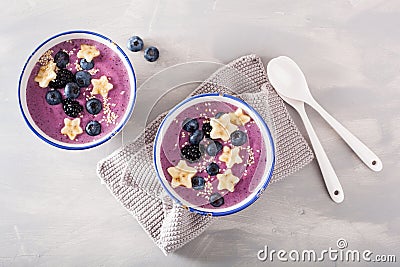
[
  {"left": 18, "top": 30, "right": 136, "bottom": 150},
  {"left": 154, "top": 93, "right": 275, "bottom": 216}
]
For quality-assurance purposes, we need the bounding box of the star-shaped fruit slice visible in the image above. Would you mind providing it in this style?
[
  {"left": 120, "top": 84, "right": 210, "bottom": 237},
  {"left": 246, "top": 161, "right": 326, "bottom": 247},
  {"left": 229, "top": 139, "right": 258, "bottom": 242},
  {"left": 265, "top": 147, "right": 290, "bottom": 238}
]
[
  {"left": 217, "top": 169, "right": 240, "bottom": 192},
  {"left": 34, "top": 61, "right": 57, "bottom": 88},
  {"left": 91, "top": 75, "right": 114, "bottom": 97},
  {"left": 210, "top": 114, "right": 238, "bottom": 141},
  {"left": 61, "top": 118, "right": 83, "bottom": 140},
  {"left": 219, "top": 146, "right": 243, "bottom": 168},
  {"left": 77, "top": 44, "right": 100, "bottom": 62},
  {"left": 229, "top": 108, "right": 251, "bottom": 126},
  {"left": 167, "top": 160, "right": 197, "bottom": 188}
]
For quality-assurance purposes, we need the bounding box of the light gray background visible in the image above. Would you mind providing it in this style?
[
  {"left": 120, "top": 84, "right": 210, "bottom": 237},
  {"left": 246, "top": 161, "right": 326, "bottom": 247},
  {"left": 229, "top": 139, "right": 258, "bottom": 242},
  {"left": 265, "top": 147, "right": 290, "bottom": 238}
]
[{"left": 1, "top": 0, "right": 399, "bottom": 266}]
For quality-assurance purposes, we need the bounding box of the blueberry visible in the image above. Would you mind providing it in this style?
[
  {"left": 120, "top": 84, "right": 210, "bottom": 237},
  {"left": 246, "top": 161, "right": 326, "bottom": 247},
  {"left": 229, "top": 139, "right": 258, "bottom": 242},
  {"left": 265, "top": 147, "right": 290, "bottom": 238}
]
[
  {"left": 79, "top": 58, "right": 94, "bottom": 70},
  {"left": 209, "top": 192, "right": 224, "bottom": 207},
  {"left": 206, "top": 162, "right": 219, "bottom": 176},
  {"left": 127, "top": 36, "right": 144, "bottom": 52},
  {"left": 189, "top": 129, "right": 204, "bottom": 145},
  {"left": 54, "top": 50, "right": 69, "bottom": 68},
  {"left": 191, "top": 176, "right": 205, "bottom": 190},
  {"left": 215, "top": 112, "right": 226, "bottom": 119},
  {"left": 45, "top": 89, "right": 62, "bottom": 105},
  {"left": 182, "top": 118, "right": 198, "bottom": 132},
  {"left": 206, "top": 141, "right": 223, "bottom": 156},
  {"left": 202, "top": 122, "right": 212, "bottom": 138},
  {"left": 86, "top": 98, "right": 102, "bottom": 115},
  {"left": 144, "top": 46, "right": 159, "bottom": 62},
  {"left": 64, "top": 82, "right": 80, "bottom": 99},
  {"left": 181, "top": 144, "right": 201, "bottom": 162},
  {"left": 85, "top": 120, "right": 101, "bottom": 136},
  {"left": 230, "top": 130, "right": 247, "bottom": 146},
  {"left": 75, "top": 71, "right": 91, "bottom": 88}
]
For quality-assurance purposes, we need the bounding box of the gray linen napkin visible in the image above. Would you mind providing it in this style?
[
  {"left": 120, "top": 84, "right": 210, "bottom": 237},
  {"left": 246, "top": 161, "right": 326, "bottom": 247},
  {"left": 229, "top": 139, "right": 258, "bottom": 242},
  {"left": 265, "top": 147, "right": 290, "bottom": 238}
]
[{"left": 96, "top": 54, "right": 314, "bottom": 255}]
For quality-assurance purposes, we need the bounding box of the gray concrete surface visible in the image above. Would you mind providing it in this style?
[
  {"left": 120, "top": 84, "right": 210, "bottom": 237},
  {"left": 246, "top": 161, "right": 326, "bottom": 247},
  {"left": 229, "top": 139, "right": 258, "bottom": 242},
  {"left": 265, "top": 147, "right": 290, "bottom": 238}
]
[{"left": 0, "top": 0, "right": 399, "bottom": 266}]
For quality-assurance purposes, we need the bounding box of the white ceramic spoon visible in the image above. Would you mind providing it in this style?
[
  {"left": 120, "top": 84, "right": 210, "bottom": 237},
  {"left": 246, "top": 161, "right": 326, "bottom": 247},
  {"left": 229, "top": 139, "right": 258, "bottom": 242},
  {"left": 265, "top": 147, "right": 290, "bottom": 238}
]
[
  {"left": 267, "top": 56, "right": 383, "bottom": 172},
  {"left": 261, "top": 84, "right": 344, "bottom": 203}
]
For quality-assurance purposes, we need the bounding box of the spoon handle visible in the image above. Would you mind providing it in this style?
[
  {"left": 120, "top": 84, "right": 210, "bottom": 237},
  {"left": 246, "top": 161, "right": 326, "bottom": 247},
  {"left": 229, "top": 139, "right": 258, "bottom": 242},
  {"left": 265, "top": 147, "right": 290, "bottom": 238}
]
[
  {"left": 308, "top": 98, "right": 383, "bottom": 172},
  {"left": 297, "top": 104, "right": 344, "bottom": 203}
]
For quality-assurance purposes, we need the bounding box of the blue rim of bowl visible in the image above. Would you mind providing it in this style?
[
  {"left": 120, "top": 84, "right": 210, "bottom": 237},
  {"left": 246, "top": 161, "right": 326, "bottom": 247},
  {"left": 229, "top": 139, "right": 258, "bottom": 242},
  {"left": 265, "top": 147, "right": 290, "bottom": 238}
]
[
  {"left": 153, "top": 93, "right": 275, "bottom": 216},
  {"left": 18, "top": 30, "right": 137, "bottom": 150}
]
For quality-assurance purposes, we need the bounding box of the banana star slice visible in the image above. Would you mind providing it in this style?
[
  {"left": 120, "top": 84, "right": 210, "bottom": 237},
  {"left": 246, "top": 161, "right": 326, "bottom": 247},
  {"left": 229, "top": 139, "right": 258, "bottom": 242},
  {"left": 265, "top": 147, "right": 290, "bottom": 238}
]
[
  {"left": 77, "top": 44, "right": 100, "bottom": 62},
  {"left": 210, "top": 114, "right": 238, "bottom": 141},
  {"left": 229, "top": 108, "right": 251, "bottom": 126},
  {"left": 61, "top": 118, "right": 83, "bottom": 140},
  {"left": 34, "top": 61, "right": 57, "bottom": 88},
  {"left": 219, "top": 146, "right": 243, "bottom": 168},
  {"left": 217, "top": 169, "right": 240, "bottom": 192},
  {"left": 91, "top": 75, "right": 114, "bottom": 97},
  {"left": 167, "top": 160, "right": 197, "bottom": 188}
]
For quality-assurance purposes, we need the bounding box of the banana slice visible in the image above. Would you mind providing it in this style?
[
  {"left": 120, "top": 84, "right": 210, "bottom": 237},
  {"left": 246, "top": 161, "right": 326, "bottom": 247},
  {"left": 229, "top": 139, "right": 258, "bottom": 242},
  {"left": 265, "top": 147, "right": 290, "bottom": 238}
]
[
  {"left": 210, "top": 114, "right": 238, "bottom": 141},
  {"left": 219, "top": 146, "right": 243, "bottom": 168},
  {"left": 77, "top": 44, "right": 100, "bottom": 62},
  {"left": 229, "top": 108, "right": 251, "bottom": 126},
  {"left": 167, "top": 160, "right": 197, "bottom": 188},
  {"left": 34, "top": 61, "right": 57, "bottom": 88},
  {"left": 61, "top": 118, "right": 83, "bottom": 140},
  {"left": 91, "top": 75, "right": 114, "bottom": 97},
  {"left": 217, "top": 169, "right": 240, "bottom": 192}
]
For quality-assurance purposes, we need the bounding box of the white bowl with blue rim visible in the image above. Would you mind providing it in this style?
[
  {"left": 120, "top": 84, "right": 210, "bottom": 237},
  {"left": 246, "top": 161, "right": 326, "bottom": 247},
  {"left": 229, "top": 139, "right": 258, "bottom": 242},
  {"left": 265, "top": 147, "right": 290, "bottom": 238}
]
[
  {"left": 153, "top": 93, "right": 275, "bottom": 216},
  {"left": 18, "top": 30, "right": 137, "bottom": 150}
]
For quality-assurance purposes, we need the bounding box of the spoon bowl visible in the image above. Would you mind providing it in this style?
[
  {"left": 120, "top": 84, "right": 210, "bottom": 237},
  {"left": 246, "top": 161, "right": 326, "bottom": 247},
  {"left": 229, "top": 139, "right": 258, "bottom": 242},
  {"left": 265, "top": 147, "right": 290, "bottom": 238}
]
[
  {"left": 267, "top": 56, "right": 382, "bottom": 172},
  {"left": 267, "top": 56, "right": 312, "bottom": 101}
]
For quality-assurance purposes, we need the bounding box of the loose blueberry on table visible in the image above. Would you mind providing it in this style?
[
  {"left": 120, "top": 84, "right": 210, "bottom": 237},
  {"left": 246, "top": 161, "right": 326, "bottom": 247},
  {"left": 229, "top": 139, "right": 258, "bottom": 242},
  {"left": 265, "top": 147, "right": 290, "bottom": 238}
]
[
  {"left": 144, "top": 46, "right": 159, "bottom": 62},
  {"left": 127, "top": 36, "right": 144, "bottom": 52}
]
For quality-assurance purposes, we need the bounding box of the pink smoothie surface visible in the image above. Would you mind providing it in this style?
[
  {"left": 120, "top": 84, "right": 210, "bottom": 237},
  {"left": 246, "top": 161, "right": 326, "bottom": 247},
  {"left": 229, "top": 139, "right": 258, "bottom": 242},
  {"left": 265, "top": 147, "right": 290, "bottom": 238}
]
[
  {"left": 26, "top": 38, "right": 131, "bottom": 144},
  {"left": 159, "top": 100, "right": 268, "bottom": 210}
]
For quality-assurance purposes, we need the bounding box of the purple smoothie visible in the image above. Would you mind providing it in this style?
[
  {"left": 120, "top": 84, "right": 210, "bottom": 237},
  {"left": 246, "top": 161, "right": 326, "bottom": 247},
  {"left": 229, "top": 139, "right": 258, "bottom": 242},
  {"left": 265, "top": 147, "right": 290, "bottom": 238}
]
[
  {"left": 26, "top": 38, "right": 131, "bottom": 143},
  {"left": 159, "top": 100, "right": 267, "bottom": 210}
]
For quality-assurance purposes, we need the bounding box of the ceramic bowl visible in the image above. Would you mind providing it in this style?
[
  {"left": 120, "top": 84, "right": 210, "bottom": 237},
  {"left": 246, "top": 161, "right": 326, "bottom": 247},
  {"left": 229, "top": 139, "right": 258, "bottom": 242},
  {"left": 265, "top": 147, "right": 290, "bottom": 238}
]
[{"left": 18, "top": 30, "right": 136, "bottom": 150}]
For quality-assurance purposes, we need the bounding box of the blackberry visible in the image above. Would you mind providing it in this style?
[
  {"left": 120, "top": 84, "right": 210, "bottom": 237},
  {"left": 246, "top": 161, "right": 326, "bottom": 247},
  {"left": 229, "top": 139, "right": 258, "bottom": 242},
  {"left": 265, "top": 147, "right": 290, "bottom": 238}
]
[
  {"left": 62, "top": 98, "right": 83, "bottom": 118},
  {"left": 202, "top": 122, "right": 212, "bottom": 138},
  {"left": 181, "top": 144, "right": 201, "bottom": 162},
  {"left": 49, "top": 69, "right": 75, "bottom": 89}
]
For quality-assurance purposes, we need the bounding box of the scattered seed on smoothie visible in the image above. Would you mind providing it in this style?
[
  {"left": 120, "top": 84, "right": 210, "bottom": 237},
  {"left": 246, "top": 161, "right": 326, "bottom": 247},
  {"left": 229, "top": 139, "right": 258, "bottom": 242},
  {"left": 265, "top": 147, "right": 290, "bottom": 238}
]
[{"left": 88, "top": 68, "right": 99, "bottom": 75}]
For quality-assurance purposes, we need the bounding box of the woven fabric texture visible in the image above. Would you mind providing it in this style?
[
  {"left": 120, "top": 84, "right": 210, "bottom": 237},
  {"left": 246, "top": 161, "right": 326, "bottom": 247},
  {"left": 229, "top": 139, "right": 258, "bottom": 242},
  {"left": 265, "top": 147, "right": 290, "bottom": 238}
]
[{"left": 97, "top": 54, "right": 314, "bottom": 255}]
